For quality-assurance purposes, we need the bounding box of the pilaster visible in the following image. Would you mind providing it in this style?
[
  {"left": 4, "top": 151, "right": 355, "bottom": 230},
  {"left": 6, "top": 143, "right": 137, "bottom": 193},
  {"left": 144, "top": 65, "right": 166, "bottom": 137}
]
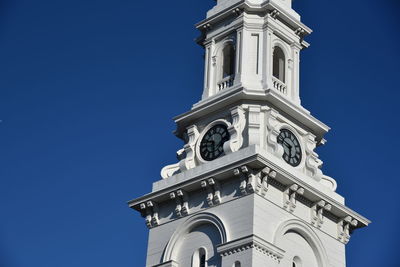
[
  {"left": 240, "top": 13, "right": 263, "bottom": 90},
  {"left": 290, "top": 42, "right": 301, "bottom": 104},
  {"left": 263, "top": 27, "right": 275, "bottom": 90},
  {"left": 234, "top": 26, "right": 243, "bottom": 86},
  {"left": 202, "top": 42, "right": 212, "bottom": 100}
]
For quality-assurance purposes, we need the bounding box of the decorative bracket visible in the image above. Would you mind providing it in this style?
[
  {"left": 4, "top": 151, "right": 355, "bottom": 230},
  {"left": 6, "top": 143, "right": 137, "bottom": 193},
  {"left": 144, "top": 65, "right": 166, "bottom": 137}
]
[
  {"left": 170, "top": 189, "right": 190, "bottom": 217},
  {"left": 270, "top": 10, "right": 280, "bottom": 19},
  {"left": 256, "top": 167, "right": 277, "bottom": 196},
  {"left": 203, "top": 23, "right": 212, "bottom": 31},
  {"left": 311, "top": 200, "right": 332, "bottom": 228},
  {"left": 179, "top": 125, "right": 199, "bottom": 171},
  {"left": 232, "top": 8, "right": 242, "bottom": 16},
  {"left": 295, "top": 28, "right": 305, "bottom": 36},
  {"left": 232, "top": 165, "right": 277, "bottom": 196},
  {"left": 338, "top": 216, "right": 358, "bottom": 244},
  {"left": 140, "top": 201, "right": 159, "bottom": 228},
  {"left": 224, "top": 106, "right": 246, "bottom": 155},
  {"left": 161, "top": 163, "right": 180, "bottom": 179},
  {"left": 233, "top": 166, "right": 256, "bottom": 195},
  {"left": 304, "top": 133, "right": 323, "bottom": 182},
  {"left": 201, "top": 178, "right": 221, "bottom": 206},
  {"left": 283, "top": 184, "right": 304, "bottom": 213},
  {"left": 160, "top": 148, "right": 185, "bottom": 179},
  {"left": 265, "top": 108, "right": 284, "bottom": 157}
]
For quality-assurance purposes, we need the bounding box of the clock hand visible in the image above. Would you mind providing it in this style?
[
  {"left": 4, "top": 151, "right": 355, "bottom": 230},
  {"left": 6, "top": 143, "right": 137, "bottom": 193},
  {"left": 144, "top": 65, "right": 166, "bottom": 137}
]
[
  {"left": 283, "top": 141, "right": 291, "bottom": 147},
  {"left": 210, "top": 135, "right": 221, "bottom": 148},
  {"left": 214, "top": 136, "right": 228, "bottom": 148},
  {"left": 206, "top": 140, "right": 214, "bottom": 148},
  {"left": 283, "top": 141, "right": 292, "bottom": 155}
]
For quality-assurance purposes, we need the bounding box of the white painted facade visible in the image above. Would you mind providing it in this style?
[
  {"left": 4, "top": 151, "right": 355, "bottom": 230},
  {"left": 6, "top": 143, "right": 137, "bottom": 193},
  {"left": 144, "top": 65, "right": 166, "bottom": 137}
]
[{"left": 128, "top": 1, "right": 370, "bottom": 266}]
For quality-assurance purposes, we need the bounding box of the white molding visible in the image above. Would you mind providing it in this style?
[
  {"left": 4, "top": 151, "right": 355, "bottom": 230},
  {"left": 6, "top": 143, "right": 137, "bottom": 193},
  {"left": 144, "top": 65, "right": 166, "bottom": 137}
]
[
  {"left": 163, "top": 212, "right": 229, "bottom": 262},
  {"left": 274, "top": 219, "right": 330, "bottom": 267},
  {"left": 179, "top": 125, "right": 200, "bottom": 171},
  {"left": 224, "top": 106, "right": 246, "bottom": 154},
  {"left": 129, "top": 146, "right": 370, "bottom": 230},
  {"left": 217, "top": 234, "right": 284, "bottom": 261},
  {"left": 178, "top": 87, "right": 330, "bottom": 144}
]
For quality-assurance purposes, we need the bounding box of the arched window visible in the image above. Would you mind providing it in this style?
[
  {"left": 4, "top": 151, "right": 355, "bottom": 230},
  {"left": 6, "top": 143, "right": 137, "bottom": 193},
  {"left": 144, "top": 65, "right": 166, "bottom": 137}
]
[
  {"left": 192, "top": 248, "right": 207, "bottom": 267},
  {"left": 273, "top": 46, "right": 286, "bottom": 83},
  {"left": 233, "top": 261, "right": 241, "bottom": 267},
  {"left": 200, "top": 251, "right": 206, "bottom": 267},
  {"left": 222, "top": 43, "right": 235, "bottom": 78},
  {"left": 293, "top": 256, "right": 302, "bottom": 267}
]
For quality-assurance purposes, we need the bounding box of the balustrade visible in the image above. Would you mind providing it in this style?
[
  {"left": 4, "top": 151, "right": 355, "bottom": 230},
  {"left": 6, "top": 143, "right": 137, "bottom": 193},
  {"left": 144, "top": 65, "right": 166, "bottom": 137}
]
[
  {"left": 272, "top": 76, "right": 287, "bottom": 95},
  {"left": 217, "top": 75, "right": 234, "bottom": 91}
]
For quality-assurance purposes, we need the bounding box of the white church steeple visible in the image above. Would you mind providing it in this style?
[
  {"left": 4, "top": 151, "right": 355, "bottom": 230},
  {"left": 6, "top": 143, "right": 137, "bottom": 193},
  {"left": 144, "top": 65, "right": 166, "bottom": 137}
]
[{"left": 129, "top": 1, "right": 370, "bottom": 267}]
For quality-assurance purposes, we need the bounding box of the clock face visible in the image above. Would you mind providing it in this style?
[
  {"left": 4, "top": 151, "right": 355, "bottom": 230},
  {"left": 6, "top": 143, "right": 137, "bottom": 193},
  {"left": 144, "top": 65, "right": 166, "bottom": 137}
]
[
  {"left": 277, "top": 129, "right": 302, "bottom": 167},
  {"left": 200, "top": 124, "right": 230, "bottom": 161}
]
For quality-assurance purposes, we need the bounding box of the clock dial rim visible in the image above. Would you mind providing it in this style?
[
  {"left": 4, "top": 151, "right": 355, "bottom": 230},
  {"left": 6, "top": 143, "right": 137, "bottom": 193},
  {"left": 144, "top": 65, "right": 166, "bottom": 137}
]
[
  {"left": 199, "top": 124, "right": 230, "bottom": 161},
  {"left": 277, "top": 129, "right": 302, "bottom": 167}
]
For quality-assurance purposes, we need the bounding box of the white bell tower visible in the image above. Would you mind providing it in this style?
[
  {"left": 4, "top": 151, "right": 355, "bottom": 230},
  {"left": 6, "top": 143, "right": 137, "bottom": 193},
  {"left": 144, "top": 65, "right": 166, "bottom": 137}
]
[
  {"left": 201, "top": 0, "right": 304, "bottom": 105},
  {"left": 128, "top": 1, "right": 370, "bottom": 267}
]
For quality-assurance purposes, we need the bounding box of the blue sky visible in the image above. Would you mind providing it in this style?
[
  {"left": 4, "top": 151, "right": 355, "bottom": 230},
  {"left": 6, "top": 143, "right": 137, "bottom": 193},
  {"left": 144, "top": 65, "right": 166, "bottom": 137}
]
[{"left": 0, "top": 0, "right": 399, "bottom": 266}]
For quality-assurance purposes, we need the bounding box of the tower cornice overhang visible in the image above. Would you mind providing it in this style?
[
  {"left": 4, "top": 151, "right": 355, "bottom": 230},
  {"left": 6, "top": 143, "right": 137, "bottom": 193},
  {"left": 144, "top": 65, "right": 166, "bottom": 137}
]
[
  {"left": 199, "top": 15, "right": 310, "bottom": 50},
  {"left": 173, "top": 86, "right": 329, "bottom": 144},
  {"left": 217, "top": 234, "right": 285, "bottom": 260},
  {"left": 196, "top": 0, "right": 312, "bottom": 45},
  {"left": 127, "top": 145, "right": 370, "bottom": 231}
]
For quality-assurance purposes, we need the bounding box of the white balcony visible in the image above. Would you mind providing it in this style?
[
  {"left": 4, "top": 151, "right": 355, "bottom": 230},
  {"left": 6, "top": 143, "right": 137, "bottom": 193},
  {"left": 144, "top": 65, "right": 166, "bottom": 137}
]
[
  {"left": 217, "top": 75, "right": 234, "bottom": 91},
  {"left": 272, "top": 76, "right": 287, "bottom": 95}
]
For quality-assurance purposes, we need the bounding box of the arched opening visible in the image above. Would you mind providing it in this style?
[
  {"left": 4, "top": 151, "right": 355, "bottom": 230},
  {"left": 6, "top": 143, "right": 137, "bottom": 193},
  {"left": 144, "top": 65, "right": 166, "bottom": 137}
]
[
  {"left": 274, "top": 220, "right": 328, "bottom": 267},
  {"left": 273, "top": 46, "right": 286, "bottom": 83},
  {"left": 163, "top": 212, "right": 227, "bottom": 265},
  {"left": 293, "top": 256, "right": 302, "bottom": 267},
  {"left": 233, "top": 261, "right": 241, "bottom": 267},
  {"left": 222, "top": 43, "right": 235, "bottom": 79},
  {"left": 200, "top": 248, "right": 206, "bottom": 267},
  {"left": 192, "top": 247, "right": 207, "bottom": 267}
]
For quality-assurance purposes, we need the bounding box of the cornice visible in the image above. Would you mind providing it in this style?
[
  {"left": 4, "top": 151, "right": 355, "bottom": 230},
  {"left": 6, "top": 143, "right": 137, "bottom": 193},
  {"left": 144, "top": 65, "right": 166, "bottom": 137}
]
[
  {"left": 127, "top": 145, "right": 370, "bottom": 233},
  {"left": 128, "top": 146, "right": 261, "bottom": 207},
  {"left": 202, "top": 16, "right": 244, "bottom": 45},
  {"left": 196, "top": 1, "right": 245, "bottom": 30},
  {"left": 217, "top": 234, "right": 284, "bottom": 261},
  {"left": 196, "top": 1, "right": 311, "bottom": 41},
  {"left": 173, "top": 86, "right": 330, "bottom": 144}
]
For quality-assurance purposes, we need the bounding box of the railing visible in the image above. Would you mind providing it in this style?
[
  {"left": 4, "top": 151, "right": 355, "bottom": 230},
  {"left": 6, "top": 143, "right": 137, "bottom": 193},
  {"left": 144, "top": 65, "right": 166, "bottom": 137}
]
[
  {"left": 272, "top": 76, "right": 287, "bottom": 95},
  {"left": 217, "top": 75, "right": 235, "bottom": 91}
]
